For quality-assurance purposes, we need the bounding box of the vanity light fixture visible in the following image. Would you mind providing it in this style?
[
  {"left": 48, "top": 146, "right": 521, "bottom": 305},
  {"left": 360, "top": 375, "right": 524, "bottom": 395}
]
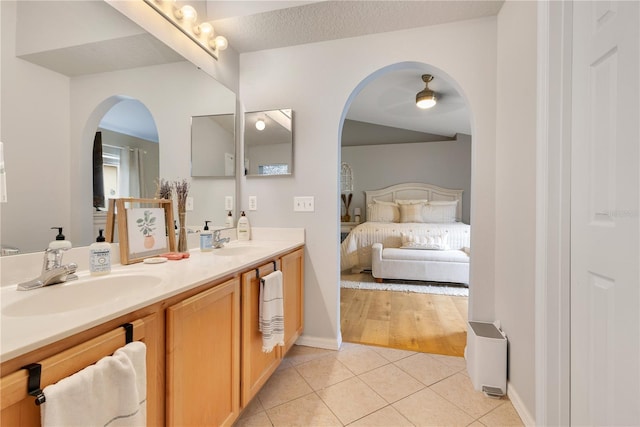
[
  {"left": 416, "top": 74, "right": 437, "bottom": 109},
  {"left": 255, "top": 119, "right": 266, "bottom": 131},
  {"left": 144, "top": 0, "right": 228, "bottom": 60}
]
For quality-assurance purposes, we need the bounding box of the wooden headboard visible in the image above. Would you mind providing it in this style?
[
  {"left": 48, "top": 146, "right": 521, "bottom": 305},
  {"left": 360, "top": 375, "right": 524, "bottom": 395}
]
[{"left": 365, "top": 182, "right": 463, "bottom": 222}]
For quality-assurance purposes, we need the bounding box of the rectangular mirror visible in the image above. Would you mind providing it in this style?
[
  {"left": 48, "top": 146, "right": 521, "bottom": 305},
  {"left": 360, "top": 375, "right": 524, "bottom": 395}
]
[
  {"left": 244, "top": 109, "right": 293, "bottom": 176},
  {"left": 191, "top": 114, "right": 236, "bottom": 177}
]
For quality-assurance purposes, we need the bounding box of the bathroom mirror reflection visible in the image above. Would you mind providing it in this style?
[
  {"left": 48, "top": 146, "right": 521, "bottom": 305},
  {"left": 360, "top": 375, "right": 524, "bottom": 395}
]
[
  {"left": 1, "top": 0, "right": 237, "bottom": 255},
  {"left": 191, "top": 114, "right": 235, "bottom": 177},
  {"left": 244, "top": 109, "right": 293, "bottom": 176}
]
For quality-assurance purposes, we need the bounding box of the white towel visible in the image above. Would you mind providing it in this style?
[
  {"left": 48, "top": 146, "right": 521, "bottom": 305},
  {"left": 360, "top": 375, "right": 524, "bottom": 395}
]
[
  {"left": 259, "top": 270, "right": 285, "bottom": 353},
  {"left": 41, "top": 341, "right": 147, "bottom": 427}
]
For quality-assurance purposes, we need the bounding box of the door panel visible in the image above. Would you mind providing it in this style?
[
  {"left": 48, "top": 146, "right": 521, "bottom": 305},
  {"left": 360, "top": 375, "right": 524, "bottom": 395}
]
[{"left": 571, "top": 1, "right": 640, "bottom": 425}]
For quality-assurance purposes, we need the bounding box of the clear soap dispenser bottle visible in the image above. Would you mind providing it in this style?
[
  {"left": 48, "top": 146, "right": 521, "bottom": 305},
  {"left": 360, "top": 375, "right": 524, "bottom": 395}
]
[{"left": 89, "top": 229, "right": 111, "bottom": 276}]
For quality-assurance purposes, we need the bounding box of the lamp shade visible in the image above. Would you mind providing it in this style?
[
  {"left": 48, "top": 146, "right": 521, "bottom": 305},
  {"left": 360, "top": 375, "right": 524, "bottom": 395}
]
[{"left": 416, "top": 74, "right": 437, "bottom": 109}]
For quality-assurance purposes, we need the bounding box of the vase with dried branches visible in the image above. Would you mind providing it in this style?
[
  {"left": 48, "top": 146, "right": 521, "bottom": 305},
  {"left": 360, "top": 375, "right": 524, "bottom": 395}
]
[
  {"left": 173, "top": 179, "right": 190, "bottom": 253},
  {"left": 341, "top": 193, "right": 352, "bottom": 222}
]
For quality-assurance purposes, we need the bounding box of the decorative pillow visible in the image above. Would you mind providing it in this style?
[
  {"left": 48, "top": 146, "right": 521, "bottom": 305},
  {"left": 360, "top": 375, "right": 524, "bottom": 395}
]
[
  {"left": 399, "top": 203, "right": 424, "bottom": 223},
  {"left": 395, "top": 199, "right": 429, "bottom": 205},
  {"left": 373, "top": 198, "right": 398, "bottom": 206},
  {"left": 400, "top": 231, "right": 449, "bottom": 250},
  {"left": 423, "top": 200, "right": 458, "bottom": 223},
  {"left": 367, "top": 201, "right": 400, "bottom": 222}
]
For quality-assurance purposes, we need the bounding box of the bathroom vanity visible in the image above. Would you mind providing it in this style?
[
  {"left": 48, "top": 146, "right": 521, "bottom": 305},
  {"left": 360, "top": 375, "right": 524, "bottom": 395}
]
[{"left": 0, "top": 231, "right": 304, "bottom": 426}]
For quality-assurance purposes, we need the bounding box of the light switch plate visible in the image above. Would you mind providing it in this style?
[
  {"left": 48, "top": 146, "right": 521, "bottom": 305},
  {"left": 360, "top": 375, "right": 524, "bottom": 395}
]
[
  {"left": 225, "top": 196, "right": 233, "bottom": 211},
  {"left": 294, "top": 196, "right": 314, "bottom": 212},
  {"left": 248, "top": 196, "right": 257, "bottom": 211},
  {"left": 186, "top": 197, "right": 194, "bottom": 211}
]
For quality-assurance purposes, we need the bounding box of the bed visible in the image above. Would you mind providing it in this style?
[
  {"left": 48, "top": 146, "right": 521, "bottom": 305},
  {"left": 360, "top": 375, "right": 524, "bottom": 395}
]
[{"left": 340, "top": 182, "right": 470, "bottom": 284}]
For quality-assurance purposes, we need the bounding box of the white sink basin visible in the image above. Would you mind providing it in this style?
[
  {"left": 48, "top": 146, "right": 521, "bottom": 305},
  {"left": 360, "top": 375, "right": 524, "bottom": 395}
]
[
  {"left": 3, "top": 273, "right": 162, "bottom": 317},
  {"left": 211, "top": 245, "right": 267, "bottom": 256}
]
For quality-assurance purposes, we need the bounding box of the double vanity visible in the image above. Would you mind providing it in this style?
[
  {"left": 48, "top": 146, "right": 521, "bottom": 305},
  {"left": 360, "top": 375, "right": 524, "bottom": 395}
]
[{"left": 0, "top": 229, "right": 305, "bottom": 426}]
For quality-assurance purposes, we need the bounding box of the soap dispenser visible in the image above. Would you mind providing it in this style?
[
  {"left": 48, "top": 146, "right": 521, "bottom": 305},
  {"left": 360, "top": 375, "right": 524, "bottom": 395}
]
[
  {"left": 237, "top": 211, "right": 251, "bottom": 241},
  {"left": 89, "top": 229, "right": 111, "bottom": 276},
  {"left": 200, "top": 221, "right": 213, "bottom": 252},
  {"left": 225, "top": 211, "right": 234, "bottom": 228},
  {"left": 47, "top": 227, "right": 72, "bottom": 270},
  {"left": 49, "top": 226, "right": 72, "bottom": 250}
]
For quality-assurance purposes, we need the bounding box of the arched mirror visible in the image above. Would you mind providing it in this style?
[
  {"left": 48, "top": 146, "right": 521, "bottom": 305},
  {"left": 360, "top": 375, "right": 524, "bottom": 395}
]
[{"left": 92, "top": 98, "right": 159, "bottom": 238}]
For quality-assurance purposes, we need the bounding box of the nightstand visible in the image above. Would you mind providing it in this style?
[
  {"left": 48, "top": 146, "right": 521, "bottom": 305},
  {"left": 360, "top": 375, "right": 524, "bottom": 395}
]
[{"left": 340, "top": 221, "right": 360, "bottom": 242}]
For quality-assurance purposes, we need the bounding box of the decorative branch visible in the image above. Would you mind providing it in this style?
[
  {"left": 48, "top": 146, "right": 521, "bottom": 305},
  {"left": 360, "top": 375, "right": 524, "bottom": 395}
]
[
  {"left": 155, "top": 178, "right": 172, "bottom": 200},
  {"left": 173, "top": 179, "right": 190, "bottom": 212}
]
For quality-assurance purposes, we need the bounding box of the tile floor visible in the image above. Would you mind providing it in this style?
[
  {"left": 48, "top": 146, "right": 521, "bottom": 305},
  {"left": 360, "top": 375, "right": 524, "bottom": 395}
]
[{"left": 234, "top": 343, "right": 523, "bottom": 426}]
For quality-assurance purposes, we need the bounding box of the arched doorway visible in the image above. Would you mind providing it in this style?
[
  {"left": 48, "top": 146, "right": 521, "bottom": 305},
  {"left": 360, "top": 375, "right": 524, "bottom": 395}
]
[{"left": 338, "top": 62, "right": 474, "bottom": 357}]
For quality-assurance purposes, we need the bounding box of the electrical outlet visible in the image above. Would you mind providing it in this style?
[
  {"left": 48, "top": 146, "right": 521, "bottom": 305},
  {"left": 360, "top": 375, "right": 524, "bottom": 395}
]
[
  {"left": 186, "top": 197, "right": 194, "bottom": 211},
  {"left": 225, "top": 196, "right": 233, "bottom": 211},
  {"left": 249, "top": 196, "right": 257, "bottom": 211},
  {"left": 293, "top": 196, "right": 314, "bottom": 212}
]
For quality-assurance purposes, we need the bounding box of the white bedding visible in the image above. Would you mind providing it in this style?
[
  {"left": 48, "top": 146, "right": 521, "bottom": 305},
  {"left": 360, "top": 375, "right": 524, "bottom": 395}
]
[{"left": 340, "top": 221, "right": 471, "bottom": 271}]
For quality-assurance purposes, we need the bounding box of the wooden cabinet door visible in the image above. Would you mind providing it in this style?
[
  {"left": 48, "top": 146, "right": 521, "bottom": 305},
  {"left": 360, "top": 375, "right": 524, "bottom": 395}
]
[
  {"left": 241, "top": 261, "right": 281, "bottom": 407},
  {"left": 0, "top": 314, "right": 161, "bottom": 427},
  {"left": 281, "top": 248, "right": 304, "bottom": 354},
  {"left": 166, "top": 278, "right": 240, "bottom": 427}
]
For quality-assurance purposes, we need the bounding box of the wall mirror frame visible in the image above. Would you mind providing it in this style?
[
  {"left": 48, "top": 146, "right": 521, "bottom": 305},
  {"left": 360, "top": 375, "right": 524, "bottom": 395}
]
[
  {"left": 191, "top": 114, "right": 236, "bottom": 178},
  {"left": 244, "top": 109, "right": 293, "bottom": 177}
]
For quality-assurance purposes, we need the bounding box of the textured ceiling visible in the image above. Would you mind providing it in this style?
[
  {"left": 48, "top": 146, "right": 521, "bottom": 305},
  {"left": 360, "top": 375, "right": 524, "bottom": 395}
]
[{"left": 207, "top": 1, "right": 504, "bottom": 53}]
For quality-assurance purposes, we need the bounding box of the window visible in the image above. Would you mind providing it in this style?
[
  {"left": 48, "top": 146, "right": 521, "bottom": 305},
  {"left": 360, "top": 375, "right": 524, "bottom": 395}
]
[
  {"left": 341, "top": 163, "right": 353, "bottom": 193},
  {"left": 258, "top": 164, "right": 289, "bottom": 175}
]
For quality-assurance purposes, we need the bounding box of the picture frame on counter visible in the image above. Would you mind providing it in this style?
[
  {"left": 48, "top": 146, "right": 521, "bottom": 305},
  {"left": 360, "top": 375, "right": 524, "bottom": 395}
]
[{"left": 106, "top": 197, "right": 176, "bottom": 264}]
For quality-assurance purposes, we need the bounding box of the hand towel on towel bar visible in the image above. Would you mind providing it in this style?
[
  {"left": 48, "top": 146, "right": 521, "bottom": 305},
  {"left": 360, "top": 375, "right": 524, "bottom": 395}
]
[
  {"left": 41, "top": 341, "right": 147, "bottom": 427},
  {"left": 259, "top": 270, "right": 285, "bottom": 353}
]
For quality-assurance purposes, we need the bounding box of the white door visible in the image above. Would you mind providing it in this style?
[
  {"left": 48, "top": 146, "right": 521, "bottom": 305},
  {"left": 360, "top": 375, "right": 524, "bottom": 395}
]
[{"left": 571, "top": 1, "right": 640, "bottom": 425}]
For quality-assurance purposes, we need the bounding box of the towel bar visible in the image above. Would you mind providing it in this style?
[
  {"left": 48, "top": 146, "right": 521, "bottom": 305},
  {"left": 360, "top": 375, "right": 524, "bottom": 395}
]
[
  {"left": 122, "top": 323, "right": 134, "bottom": 345},
  {"left": 22, "top": 363, "right": 46, "bottom": 406},
  {"left": 255, "top": 260, "right": 277, "bottom": 279},
  {"left": 4, "top": 319, "right": 147, "bottom": 407}
]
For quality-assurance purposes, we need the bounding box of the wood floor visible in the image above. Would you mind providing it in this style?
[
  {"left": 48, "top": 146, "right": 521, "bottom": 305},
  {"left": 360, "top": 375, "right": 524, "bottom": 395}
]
[{"left": 340, "top": 287, "right": 468, "bottom": 357}]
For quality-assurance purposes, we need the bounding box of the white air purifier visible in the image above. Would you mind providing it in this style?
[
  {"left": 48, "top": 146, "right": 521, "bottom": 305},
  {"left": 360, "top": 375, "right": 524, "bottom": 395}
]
[{"left": 465, "top": 321, "right": 507, "bottom": 398}]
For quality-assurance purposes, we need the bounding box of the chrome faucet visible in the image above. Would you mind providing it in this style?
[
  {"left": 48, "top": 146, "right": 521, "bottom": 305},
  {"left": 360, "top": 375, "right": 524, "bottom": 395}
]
[
  {"left": 17, "top": 244, "right": 78, "bottom": 291},
  {"left": 212, "top": 230, "right": 230, "bottom": 248}
]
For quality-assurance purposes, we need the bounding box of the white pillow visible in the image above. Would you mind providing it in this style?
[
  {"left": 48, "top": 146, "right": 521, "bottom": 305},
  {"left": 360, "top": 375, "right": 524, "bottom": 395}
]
[
  {"left": 423, "top": 200, "right": 458, "bottom": 223},
  {"left": 395, "top": 199, "right": 429, "bottom": 205},
  {"left": 367, "top": 201, "right": 400, "bottom": 222},
  {"left": 400, "top": 231, "right": 449, "bottom": 250},
  {"left": 399, "top": 203, "right": 424, "bottom": 223}
]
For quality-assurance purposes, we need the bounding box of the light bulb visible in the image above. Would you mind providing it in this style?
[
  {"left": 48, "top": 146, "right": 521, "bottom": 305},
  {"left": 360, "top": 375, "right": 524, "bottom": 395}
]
[
  {"left": 255, "top": 119, "right": 266, "bottom": 131},
  {"left": 213, "top": 35, "right": 228, "bottom": 51},
  {"left": 194, "top": 22, "right": 213, "bottom": 37},
  {"left": 174, "top": 5, "right": 197, "bottom": 22}
]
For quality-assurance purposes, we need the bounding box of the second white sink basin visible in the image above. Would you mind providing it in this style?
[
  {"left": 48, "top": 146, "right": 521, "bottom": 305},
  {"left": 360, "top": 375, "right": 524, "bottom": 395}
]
[
  {"left": 211, "top": 244, "right": 268, "bottom": 256},
  {"left": 3, "top": 273, "right": 163, "bottom": 317}
]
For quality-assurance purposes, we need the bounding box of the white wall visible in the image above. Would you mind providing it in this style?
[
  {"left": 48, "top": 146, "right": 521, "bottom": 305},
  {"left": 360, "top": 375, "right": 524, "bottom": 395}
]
[
  {"left": 239, "top": 18, "right": 498, "bottom": 349},
  {"left": 342, "top": 135, "right": 472, "bottom": 224},
  {"left": 495, "top": 0, "right": 538, "bottom": 419},
  {"left": 0, "top": 1, "right": 71, "bottom": 253}
]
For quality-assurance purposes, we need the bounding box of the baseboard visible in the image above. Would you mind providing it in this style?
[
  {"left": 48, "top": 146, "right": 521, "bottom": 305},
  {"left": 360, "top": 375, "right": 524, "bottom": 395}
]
[
  {"left": 507, "top": 381, "right": 536, "bottom": 426},
  {"left": 295, "top": 333, "right": 342, "bottom": 351}
]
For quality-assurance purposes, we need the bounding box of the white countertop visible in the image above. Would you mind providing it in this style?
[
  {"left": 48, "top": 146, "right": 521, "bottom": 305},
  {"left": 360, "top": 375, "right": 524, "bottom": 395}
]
[{"left": 0, "top": 228, "right": 304, "bottom": 363}]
